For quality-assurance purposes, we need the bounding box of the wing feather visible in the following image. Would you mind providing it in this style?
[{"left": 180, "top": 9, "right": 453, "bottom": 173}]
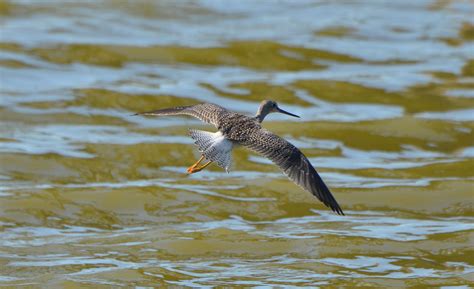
[
  {"left": 135, "top": 103, "right": 228, "bottom": 128},
  {"left": 244, "top": 129, "right": 344, "bottom": 215}
]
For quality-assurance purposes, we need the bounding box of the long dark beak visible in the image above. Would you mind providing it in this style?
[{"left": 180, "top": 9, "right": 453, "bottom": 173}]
[{"left": 277, "top": 107, "right": 300, "bottom": 118}]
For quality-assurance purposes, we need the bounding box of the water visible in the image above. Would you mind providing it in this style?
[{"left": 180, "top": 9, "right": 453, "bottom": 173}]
[{"left": 1, "top": 0, "right": 473, "bottom": 287}]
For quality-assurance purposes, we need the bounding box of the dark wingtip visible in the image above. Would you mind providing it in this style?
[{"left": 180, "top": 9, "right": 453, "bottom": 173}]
[
  {"left": 331, "top": 200, "right": 345, "bottom": 216},
  {"left": 132, "top": 110, "right": 154, "bottom": 116},
  {"left": 317, "top": 178, "right": 345, "bottom": 216},
  {"left": 335, "top": 207, "right": 345, "bottom": 216},
  {"left": 132, "top": 110, "right": 160, "bottom": 116},
  {"left": 327, "top": 201, "right": 344, "bottom": 216},
  {"left": 133, "top": 111, "right": 154, "bottom": 116},
  {"left": 313, "top": 175, "right": 344, "bottom": 216}
]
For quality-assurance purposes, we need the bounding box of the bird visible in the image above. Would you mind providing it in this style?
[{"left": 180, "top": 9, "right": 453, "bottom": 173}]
[{"left": 135, "top": 100, "right": 344, "bottom": 215}]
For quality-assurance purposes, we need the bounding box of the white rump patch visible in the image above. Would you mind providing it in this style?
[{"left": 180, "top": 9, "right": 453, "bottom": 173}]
[{"left": 189, "top": 129, "right": 234, "bottom": 172}]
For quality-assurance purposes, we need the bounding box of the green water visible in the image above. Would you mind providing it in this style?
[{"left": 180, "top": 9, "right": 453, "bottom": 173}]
[{"left": 0, "top": 0, "right": 473, "bottom": 288}]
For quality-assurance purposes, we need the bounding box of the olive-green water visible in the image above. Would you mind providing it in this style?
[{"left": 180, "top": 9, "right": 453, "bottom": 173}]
[{"left": 1, "top": 1, "right": 473, "bottom": 288}]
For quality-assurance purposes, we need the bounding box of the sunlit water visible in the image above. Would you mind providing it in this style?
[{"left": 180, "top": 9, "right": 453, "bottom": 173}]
[{"left": 1, "top": 0, "right": 473, "bottom": 288}]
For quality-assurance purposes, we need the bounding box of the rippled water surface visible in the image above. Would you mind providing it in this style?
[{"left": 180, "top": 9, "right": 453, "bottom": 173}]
[{"left": 1, "top": 0, "right": 473, "bottom": 288}]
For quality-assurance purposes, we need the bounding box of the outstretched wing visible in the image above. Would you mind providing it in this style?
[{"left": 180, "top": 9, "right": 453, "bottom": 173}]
[
  {"left": 135, "top": 103, "right": 228, "bottom": 128},
  {"left": 244, "top": 129, "right": 344, "bottom": 215}
]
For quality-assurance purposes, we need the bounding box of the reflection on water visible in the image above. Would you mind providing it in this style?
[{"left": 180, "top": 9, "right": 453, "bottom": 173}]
[{"left": 1, "top": 0, "right": 473, "bottom": 287}]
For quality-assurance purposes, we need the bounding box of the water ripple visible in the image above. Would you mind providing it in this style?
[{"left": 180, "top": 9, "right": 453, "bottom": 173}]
[{"left": 180, "top": 210, "right": 474, "bottom": 241}]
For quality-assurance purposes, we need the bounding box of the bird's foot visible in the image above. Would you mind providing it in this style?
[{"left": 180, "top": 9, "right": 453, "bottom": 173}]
[
  {"left": 186, "top": 165, "right": 198, "bottom": 174},
  {"left": 187, "top": 155, "right": 205, "bottom": 174},
  {"left": 187, "top": 160, "right": 212, "bottom": 174},
  {"left": 187, "top": 166, "right": 201, "bottom": 174}
]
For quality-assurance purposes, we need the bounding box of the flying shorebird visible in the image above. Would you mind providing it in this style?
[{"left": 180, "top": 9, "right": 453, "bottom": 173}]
[{"left": 135, "top": 100, "right": 344, "bottom": 215}]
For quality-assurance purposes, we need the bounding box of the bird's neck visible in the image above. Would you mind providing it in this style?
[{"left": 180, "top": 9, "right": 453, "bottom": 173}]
[{"left": 255, "top": 112, "right": 267, "bottom": 123}]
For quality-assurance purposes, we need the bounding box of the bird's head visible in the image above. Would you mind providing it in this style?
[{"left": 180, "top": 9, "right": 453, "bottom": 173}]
[{"left": 256, "top": 100, "right": 299, "bottom": 122}]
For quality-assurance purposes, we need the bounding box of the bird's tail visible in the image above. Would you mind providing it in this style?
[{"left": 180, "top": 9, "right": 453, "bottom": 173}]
[
  {"left": 188, "top": 129, "right": 233, "bottom": 172},
  {"left": 189, "top": 129, "right": 215, "bottom": 152}
]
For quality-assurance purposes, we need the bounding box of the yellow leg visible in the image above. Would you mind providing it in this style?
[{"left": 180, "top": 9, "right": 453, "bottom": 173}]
[
  {"left": 189, "top": 161, "right": 212, "bottom": 174},
  {"left": 187, "top": 155, "right": 205, "bottom": 173},
  {"left": 187, "top": 155, "right": 212, "bottom": 174}
]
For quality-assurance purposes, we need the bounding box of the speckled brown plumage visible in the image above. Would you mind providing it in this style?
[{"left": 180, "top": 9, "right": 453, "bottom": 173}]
[
  {"left": 135, "top": 103, "right": 227, "bottom": 127},
  {"left": 136, "top": 101, "right": 344, "bottom": 215}
]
